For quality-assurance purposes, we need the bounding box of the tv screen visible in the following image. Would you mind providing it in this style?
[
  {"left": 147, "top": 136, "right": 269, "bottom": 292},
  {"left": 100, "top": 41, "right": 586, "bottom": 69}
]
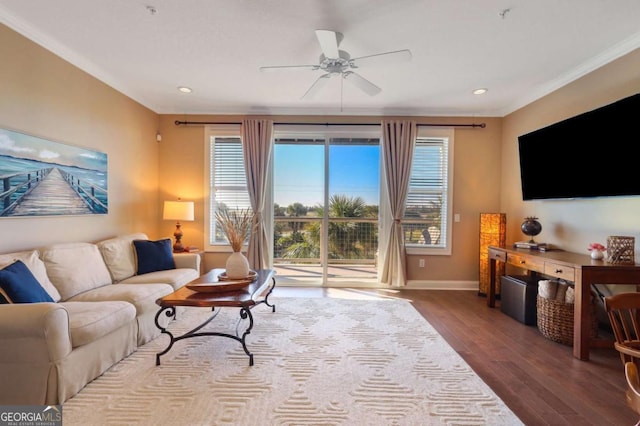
[{"left": 518, "top": 93, "right": 640, "bottom": 201}]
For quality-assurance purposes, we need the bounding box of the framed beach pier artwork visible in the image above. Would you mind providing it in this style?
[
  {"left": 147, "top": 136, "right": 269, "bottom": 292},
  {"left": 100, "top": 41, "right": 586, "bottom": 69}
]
[{"left": 0, "top": 127, "right": 108, "bottom": 217}]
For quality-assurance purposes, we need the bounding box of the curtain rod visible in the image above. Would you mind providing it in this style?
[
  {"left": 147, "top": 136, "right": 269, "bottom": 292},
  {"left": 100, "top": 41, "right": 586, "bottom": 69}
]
[{"left": 174, "top": 120, "right": 486, "bottom": 128}]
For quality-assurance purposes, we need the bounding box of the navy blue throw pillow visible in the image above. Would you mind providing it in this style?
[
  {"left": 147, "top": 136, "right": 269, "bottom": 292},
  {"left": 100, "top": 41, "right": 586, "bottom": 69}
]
[
  {"left": 0, "top": 260, "right": 54, "bottom": 303},
  {"left": 133, "top": 239, "right": 176, "bottom": 275}
]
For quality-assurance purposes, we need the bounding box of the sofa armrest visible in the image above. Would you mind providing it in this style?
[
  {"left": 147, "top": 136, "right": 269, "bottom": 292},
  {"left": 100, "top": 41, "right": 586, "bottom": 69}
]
[
  {"left": 0, "top": 303, "right": 72, "bottom": 363},
  {"left": 173, "top": 252, "right": 201, "bottom": 272}
]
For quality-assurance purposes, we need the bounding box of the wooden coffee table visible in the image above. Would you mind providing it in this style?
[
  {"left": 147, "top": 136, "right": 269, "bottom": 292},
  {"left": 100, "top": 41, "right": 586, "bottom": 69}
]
[{"left": 154, "top": 268, "right": 276, "bottom": 366}]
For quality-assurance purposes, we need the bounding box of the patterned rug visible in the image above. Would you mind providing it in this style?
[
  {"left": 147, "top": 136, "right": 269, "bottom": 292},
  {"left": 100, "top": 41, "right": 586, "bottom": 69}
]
[{"left": 63, "top": 297, "right": 522, "bottom": 425}]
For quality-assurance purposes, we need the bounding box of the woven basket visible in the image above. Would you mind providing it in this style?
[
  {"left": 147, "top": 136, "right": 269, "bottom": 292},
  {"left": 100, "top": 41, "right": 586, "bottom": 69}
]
[{"left": 536, "top": 294, "right": 598, "bottom": 346}]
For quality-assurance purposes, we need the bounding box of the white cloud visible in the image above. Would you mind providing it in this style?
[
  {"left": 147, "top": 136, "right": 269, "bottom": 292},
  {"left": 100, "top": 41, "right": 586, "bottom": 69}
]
[
  {"left": 0, "top": 135, "right": 36, "bottom": 154},
  {"left": 39, "top": 149, "right": 60, "bottom": 160}
]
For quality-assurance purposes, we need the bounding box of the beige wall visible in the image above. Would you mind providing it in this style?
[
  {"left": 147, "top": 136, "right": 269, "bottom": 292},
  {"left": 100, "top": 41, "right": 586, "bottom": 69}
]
[
  {"left": 0, "top": 24, "right": 161, "bottom": 252},
  {"left": 501, "top": 48, "right": 640, "bottom": 254},
  {"left": 159, "top": 115, "right": 503, "bottom": 282}
]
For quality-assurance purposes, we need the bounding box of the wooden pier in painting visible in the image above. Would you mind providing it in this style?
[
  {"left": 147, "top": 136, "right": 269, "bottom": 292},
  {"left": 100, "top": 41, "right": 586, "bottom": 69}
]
[{"left": 1, "top": 167, "right": 106, "bottom": 216}]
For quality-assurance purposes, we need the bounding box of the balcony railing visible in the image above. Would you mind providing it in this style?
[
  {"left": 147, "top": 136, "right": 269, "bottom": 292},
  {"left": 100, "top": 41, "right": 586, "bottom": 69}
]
[
  {"left": 274, "top": 216, "right": 377, "bottom": 264},
  {"left": 273, "top": 216, "right": 376, "bottom": 281},
  {"left": 272, "top": 216, "right": 442, "bottom": 282}
]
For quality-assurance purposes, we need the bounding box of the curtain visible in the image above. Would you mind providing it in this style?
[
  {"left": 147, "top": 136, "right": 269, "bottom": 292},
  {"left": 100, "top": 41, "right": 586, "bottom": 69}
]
[
  {"left": 379, "top": 120, "right": 416, "bottom": 287},
  {"left": 241, "top": 119, "right": 274, "bottom": 270}
]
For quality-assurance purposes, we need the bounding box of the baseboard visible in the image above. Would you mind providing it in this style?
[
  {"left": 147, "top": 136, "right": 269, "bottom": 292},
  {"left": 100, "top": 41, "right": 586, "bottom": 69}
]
[
  {"left": 274, "top": 277, "right": 479, "bottom": 291},
  {"left": 405, "top": 280, "right": 479, "bottom": 291}
]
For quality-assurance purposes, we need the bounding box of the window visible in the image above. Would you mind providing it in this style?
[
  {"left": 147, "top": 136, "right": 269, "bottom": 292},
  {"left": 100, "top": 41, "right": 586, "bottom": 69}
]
[
  {"left": 404, "top": 128, "right": 453, "bottom": 255},
  {"left": 204, "top": 125, "right": 251, "bottom": 251},
  {"left": 203, "top": 124, "right": 453, "bottom": 256}
]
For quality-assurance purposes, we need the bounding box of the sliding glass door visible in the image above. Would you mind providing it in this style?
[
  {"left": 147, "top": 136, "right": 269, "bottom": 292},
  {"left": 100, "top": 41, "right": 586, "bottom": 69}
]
[
  {"left": 273, "top": 137, "right": 324, "bottom": 283},
  {"left": 273, "top": 127, "right": 380, "bottom": 286},
  {"left": 326, "top": 139, "right": 379, "bottom": 284}
]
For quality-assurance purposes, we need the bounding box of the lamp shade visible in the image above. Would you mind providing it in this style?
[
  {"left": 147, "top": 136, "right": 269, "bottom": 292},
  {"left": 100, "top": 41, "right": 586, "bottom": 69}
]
[{"left": 163, "top": 201, "right": 194, "bottom": 221}]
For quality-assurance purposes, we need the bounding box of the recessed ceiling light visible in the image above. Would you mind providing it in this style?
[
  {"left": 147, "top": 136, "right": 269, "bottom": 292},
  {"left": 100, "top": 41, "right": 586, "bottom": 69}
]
[
  {"left": 178, "top": 86, "right": 192, "bottom": 94},
  {"left": 472, "top": 88, "right": 488, "bottom": 95}
]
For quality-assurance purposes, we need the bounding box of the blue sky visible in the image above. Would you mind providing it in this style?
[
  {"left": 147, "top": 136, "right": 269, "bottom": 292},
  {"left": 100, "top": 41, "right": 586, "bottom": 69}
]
[{"left": 274, "top": 144, "right": 380, "bottom": 207}]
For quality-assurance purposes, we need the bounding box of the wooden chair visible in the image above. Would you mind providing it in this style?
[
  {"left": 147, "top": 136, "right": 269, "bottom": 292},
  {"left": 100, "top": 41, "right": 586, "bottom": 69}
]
[
  {"left": 605, "top": 292, "right": 640, "bottom": 368},
  {"left": 625, "top": 362, "right": 640, "bottom": 426}
]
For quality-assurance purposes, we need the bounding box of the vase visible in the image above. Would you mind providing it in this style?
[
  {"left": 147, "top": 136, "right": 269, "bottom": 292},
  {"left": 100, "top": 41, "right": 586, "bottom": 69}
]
[
  {"left": 226, "top": 251, "right": 251, "bottom": 279},
  {"left": 590, "top": 249, "right": 604, "bottom": 260}
]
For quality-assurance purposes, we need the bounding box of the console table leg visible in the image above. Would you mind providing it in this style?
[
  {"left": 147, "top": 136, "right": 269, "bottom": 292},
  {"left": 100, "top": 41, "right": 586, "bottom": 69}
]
[
  {"left": 575, "top": 272, "right": 590, "bottom": 361},
  {"left": 488, "top": 258, "right": 497, "bottom": 308}
]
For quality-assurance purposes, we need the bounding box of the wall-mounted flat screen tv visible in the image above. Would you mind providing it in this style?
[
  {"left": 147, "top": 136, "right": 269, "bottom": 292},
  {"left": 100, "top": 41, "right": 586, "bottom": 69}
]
[{"left": 518, "top": 93, "right": 640, "bottom": 201}]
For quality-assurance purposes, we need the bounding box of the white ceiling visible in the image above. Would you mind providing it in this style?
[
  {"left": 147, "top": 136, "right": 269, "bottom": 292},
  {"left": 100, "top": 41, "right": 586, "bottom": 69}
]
[{"left": 1, "top": 0, "right": 640, "bottom": 117}]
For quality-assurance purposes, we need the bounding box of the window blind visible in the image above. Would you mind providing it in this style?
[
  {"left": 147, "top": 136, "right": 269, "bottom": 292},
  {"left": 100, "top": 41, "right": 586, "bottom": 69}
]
[
  {"left": 404, "top": 137, "right": 448, "bottom": 246},
  {"left": 209, "top": 136, "right": 251, "bottom": 245}
]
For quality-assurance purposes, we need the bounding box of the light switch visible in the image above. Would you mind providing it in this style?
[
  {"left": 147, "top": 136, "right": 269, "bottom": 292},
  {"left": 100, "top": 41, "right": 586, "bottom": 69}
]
[{"left": 454, "top": 213, "right": 460, "bottom": 222}]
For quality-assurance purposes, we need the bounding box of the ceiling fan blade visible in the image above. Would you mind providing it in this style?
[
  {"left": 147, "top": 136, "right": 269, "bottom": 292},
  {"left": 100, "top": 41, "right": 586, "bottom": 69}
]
[
  {"left": 343, "top": 72, "right": 381, "bottom": 96},
  {"left": 302, "top": 73, "right": 332, "bottom": 100},
  {"left": 259, "top": 64, "right": 320, "bottom": 72},
  {"left": 315, "top": 29, "right": 340, "bottom": 59},
  {"left": 350, "top": 49, "right": 412, "bottom": 68}
]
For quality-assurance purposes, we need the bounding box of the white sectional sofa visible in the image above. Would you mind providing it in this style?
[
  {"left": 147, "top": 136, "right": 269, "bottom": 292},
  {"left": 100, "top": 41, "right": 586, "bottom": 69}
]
[{"left": 0, "top": 233, "right": 200, "bottom": 405}]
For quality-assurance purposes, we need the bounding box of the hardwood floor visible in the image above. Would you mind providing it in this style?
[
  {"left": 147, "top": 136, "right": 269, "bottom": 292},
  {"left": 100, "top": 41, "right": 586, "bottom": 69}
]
[{"left": 272, "top": 287, "right": 637, "bottom": 425}]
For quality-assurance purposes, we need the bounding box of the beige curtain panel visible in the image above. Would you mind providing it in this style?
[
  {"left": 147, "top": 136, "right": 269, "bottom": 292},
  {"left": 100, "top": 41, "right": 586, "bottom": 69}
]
[
  {"left": 241, "top": 119, "right": 274, "bottom": 270},
  {"left": 379, "top": 120, "right": 416, "bottom": 287}
]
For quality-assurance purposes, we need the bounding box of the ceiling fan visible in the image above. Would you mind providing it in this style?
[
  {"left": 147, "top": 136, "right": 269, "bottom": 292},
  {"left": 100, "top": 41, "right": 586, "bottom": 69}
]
[{"left": 259, "top": 30, "right": 412, "bottom": 100}]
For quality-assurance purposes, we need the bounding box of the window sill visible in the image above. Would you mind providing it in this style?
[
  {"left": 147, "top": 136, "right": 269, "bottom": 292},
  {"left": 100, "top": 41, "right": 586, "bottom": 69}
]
[
  {"left": 204, "top": 245, "right": 248, "bottom": 253},
  {"left": 406, "top": 246, "right": 451, "bottom": 256}
]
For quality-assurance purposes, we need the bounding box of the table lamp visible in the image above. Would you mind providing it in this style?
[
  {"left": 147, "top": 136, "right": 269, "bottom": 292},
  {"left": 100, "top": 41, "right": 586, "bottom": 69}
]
[{"left": 163, "top": 200, "right": 194, "bottom": 252}]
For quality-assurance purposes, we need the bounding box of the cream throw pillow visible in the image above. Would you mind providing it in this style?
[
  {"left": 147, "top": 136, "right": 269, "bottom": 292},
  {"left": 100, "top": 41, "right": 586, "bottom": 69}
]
[
  {"left": 97, "top": 233, "right": 148, "bottom": 282},
  {"left": 0, "top": 250, "right": 61, "bottom": 302},
  {"left": 40, "top": 243, "right": 112, "bottom": 301}
]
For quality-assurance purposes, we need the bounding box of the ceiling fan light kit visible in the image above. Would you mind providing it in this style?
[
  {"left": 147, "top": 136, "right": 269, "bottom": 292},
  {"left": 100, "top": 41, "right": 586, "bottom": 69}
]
[{"left": 260, "top": 29, "right": 411, "bottom": 101}]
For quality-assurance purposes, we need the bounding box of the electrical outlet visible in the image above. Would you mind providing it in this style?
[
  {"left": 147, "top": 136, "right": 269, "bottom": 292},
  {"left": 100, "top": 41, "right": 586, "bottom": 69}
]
[{"left": 419, "top": 259, "right": 425, "bottom": 268}]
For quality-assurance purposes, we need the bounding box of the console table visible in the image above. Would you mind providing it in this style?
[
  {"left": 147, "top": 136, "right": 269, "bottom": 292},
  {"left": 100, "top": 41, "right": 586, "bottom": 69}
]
[{"left": 487, "top": 245, "right": 640, "bottom": 361}]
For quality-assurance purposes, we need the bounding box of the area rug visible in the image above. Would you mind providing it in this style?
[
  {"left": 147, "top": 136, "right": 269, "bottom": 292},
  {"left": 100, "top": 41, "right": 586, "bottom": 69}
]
[{"left": 63, "top": 297, "right": 522, "bottom": 425}]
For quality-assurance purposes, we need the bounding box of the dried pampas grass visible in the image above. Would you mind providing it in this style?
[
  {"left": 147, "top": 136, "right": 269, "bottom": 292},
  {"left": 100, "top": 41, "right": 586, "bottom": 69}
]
[{"left": 215, "top": 208, "right": 253, "bottom": 251}]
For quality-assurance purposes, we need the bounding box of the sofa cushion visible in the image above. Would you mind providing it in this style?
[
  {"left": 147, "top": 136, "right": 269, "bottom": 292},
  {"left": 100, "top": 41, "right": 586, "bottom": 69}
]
[
  {"left": 133, "top": 239, "right": 176, "bottom": 275},
  {"left": 97, "top": 233, "right": 148, "bottom": 283},
  {"left": 0, "top": 249, "right": 61, "bottom": 302},
  {"left": 68, "top": 283, "right": 173, "bottom": 316},
  {"left": 61, "top": 301, "right": 136, "bottom": 348},
  {"left": 0, "top": 260, "right": 55, "bottom": 303},
  {"left": 120, "top": 268, "right": 199, "bottom": 291},
  {"left": 40, "top": 243, "right": 112, "bottom": 301}
]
